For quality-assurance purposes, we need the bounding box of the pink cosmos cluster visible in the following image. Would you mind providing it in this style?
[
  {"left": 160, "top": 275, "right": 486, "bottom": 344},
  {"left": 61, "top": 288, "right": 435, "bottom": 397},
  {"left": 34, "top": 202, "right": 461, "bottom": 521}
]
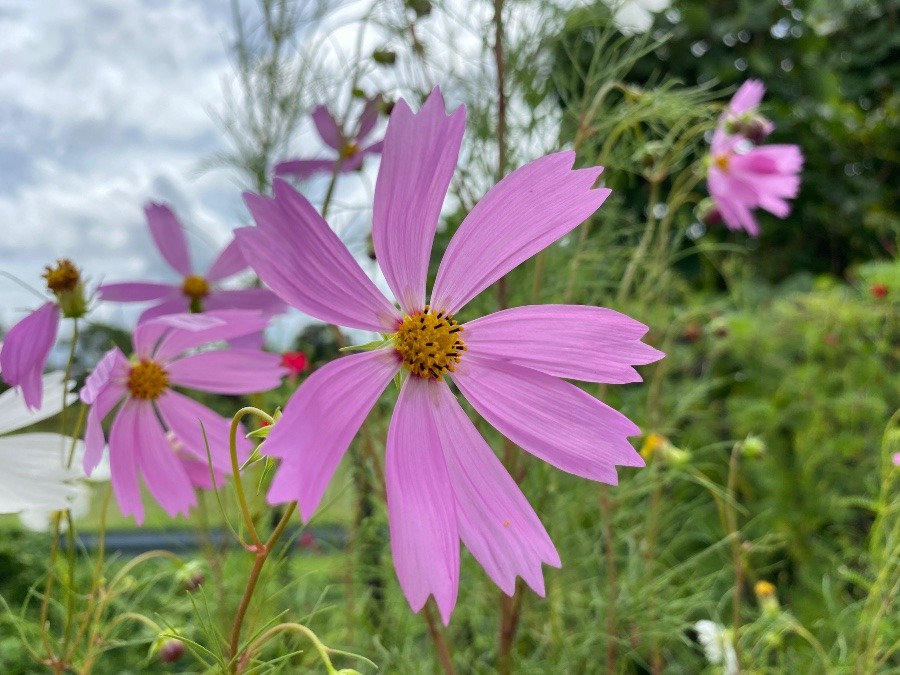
[
  {"left": 237, "top": 88, "right": 663, "bottom": 623},
  {"left": 706, "top": 80, "right": 804, "bottom": 236}
]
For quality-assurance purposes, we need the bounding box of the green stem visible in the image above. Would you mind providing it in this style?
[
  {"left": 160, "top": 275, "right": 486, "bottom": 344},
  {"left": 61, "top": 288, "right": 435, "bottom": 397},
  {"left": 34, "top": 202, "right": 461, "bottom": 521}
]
[
  {"left": 229, "top": 406, "right": 274, "bottom": 548},
  {"left": 725, "top": 442, "right": 743, "bottom": 665},
  {"left": 617, "top": 179, "right": 662, "bottom": 304},
  {"left": 228, "top": 502, "right": 297, "bottom": 672}
]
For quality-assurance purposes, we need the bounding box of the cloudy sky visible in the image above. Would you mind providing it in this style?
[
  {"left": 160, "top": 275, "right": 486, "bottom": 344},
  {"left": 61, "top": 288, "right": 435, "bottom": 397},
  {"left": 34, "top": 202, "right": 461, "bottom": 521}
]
[
  {"left": 1, "top": 0, "right": 656, "bottom": 347},
  {"left": 0, "top": 0, "right": 281, "bottom": 329}
]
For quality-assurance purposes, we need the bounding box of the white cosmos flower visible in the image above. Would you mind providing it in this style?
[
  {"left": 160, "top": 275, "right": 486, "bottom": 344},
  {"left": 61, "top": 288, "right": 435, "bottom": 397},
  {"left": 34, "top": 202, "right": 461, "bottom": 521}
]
[
  {"left": 0, "top": 370, "right": 88, "bottom": 514},
  {"left": 695, "top": 620, "right": 738, "bottom": 675}
]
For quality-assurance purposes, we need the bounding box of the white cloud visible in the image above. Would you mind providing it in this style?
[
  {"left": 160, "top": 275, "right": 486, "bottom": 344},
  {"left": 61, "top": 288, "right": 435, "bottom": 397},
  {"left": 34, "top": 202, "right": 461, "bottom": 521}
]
[{"left": 0, "top": 0, "right": 250, "bottom": 327}]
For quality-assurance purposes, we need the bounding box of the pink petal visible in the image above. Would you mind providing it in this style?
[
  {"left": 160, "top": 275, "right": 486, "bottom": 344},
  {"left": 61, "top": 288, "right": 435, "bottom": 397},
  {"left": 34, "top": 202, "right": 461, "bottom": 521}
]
[
  {"left": 179, "top": 456, "right": 225, "bottom": 489},
  {"left": 386, "top": 376, "right": 459, "bottom": 624},
  {"left": 273, "top": 158, "right": 338, "bottom": 180},
  {"left": 372, "top": 88, "right": 466, "bottom": 314},
  {"left": 134, "top": 400, "right": 196, "bottom": 518},
  {"left": 337, "top": 151, "right": 366, "bottom": 173},
  {"left": 205, "top": 236, "right": 248, "bottom": 282},
  {"left": 238, "top": 181, "right": 401, "bottom": 332},
  {"left": 167, "top": 349, "right": 286, "bottom": 394},
  {"left": 151, "top": 310, "right": 271, "bottom": 363},
  {"left": 204, "top": 288, "right": 286, "bottom": 317},
  {"left": 108, "top": 400, "right": 145, "bottom": 523},
  {"left": 83, "top": 382, "right": 124, "bottom": 476},
  {"left": 145, "top": 202, "right": 193, "bottom": 277},
  {"left": 80, "top": 347, "right": 129, "bottom": 406},
  {"left": 265, "top": 349, "right": 399, "bottom": 518},
  {"left": 430, "top": 382, "right": 560, "bottom": 596},
  {"left": 133, "top": 312, "right": 230, "bottom": 360},
  {"left": 452, "top": 354, "right": 643, "bottom": 484},
  {"left": 361, "top": 139, "right": 384, "bottom": 155},
  {"left": 98, "top": 282, "right": 179, "bottom": 302},
  {"left": 311, "top": 105, "right": 343, "bottom": 149},
  {"left": 80, "top": 347, "right": 129, "bottom": 475},
  {"left": 729, "top": 80, "right": 765, "bottom": 115},
  {"left": 464, "top": 305, "right": 664, "bottom": 383},
  {"left": 432, "top": 152, "right": 611, "bottom": 314},
  {"left": 0, "top": 303, "right": 60, "bottom": 410},
  {"left": 137, "top": 297, "right": 191, "bottom": 323},
  {"left": 155, "top": 389, "right": 249, "bottom": 473},
  {"left": 356, "top": 97, "right": 381, "bottom": 142}
]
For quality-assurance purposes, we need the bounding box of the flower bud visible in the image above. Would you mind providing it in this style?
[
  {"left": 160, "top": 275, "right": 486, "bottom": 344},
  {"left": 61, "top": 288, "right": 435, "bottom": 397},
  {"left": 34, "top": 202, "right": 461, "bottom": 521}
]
[
  {"left": 740, "top": 435, "right": 766, "bottom": 459},
  {"left": 159, "top": 638, "right": 185, "bottom": 664}
]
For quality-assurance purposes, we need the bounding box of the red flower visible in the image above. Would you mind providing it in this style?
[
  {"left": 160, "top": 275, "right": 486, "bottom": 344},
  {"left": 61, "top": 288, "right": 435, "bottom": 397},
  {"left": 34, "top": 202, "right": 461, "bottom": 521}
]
[
  {"left": 280, "top": 351, "right": 308, "bottom": 376},
  {"left": 871, "top": 283, "right": 889, "bottom": 299}
]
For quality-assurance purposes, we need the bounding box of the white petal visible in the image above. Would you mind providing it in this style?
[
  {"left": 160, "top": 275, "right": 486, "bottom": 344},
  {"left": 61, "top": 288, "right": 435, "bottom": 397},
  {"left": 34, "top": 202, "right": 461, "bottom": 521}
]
[
  {"left": 0, "top": 433, "right": 80, "bottom": 513},
  {"left": 0, "top": 372, "right": 76, "bottom": 435}
]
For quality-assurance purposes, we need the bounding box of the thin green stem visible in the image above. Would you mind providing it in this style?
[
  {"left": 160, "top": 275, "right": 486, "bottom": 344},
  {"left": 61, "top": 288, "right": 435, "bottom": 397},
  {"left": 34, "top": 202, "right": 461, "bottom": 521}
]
[
  {"left": 65, "top": 486, "right": 112, "bottom": 665},
  {"left": 617, "top": 179, "right": 662, "bottom": 303},
  {"left": 228, "top": 502, "right": 297, "bottom": 673},
  {"left": 725, "top": 442, "right": 743, "bottom": 666},
  {"left": 229, "top": 406, "right": 274, "bottom": 548}
]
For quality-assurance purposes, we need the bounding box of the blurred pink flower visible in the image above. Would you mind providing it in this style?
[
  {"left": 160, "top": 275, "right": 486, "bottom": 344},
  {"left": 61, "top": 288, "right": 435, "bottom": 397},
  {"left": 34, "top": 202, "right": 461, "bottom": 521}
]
[
  {"left": 237, "top": 88, "right": 663, "bottom": 623},
  {"left": 707, "top": 81, "right": 803, "bottom": 237},
  {"left": 1, "top": 259, "right": 88, "bottom": 409},
  {"left": 274, "top": 98, "right": 383, "bottom": 180},
  {"left": 80, "top": 311, "right": 286, "bottom": 523},
  {"left": 98, "top": 203, "right": 286, "bottom": 323}
]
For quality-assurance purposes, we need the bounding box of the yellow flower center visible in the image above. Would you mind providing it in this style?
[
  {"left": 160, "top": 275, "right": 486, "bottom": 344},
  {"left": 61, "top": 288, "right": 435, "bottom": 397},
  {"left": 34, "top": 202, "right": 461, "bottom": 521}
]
[
  {"left": 339, "top": 141, "right": 359, "bottom": 159},
  {"left": 754, "top": 580, "right": 776, "bottom": 599},
  {"left": 127, "top": 360, "right": 169, "bottom": 400},
  {"left": 714, "top": 154, "right": 730, "bottom": 172},
  {"left": 43, "top": 259, "right": 81, "bottom": 294},
  {"left": 182, "top": 275, "right": 210, "bottom": 300},
  {"left": 394, "top": 306, "right": 467, "bottom": 380}
]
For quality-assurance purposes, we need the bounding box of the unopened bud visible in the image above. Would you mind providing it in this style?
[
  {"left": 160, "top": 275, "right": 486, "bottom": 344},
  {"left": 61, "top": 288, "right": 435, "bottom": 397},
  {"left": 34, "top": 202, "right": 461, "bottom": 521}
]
[
  {"left": 159, "top": 639, "right": 185, "bottom": 664},
  {"left": 176, "top": 561, "right": 205, "bottom": 592},
  {"left": 372, "top": 49, "right": 397, "bottom": 65},
  {"left": 741, "top": 435, "right": 766, "bottom": 459}
]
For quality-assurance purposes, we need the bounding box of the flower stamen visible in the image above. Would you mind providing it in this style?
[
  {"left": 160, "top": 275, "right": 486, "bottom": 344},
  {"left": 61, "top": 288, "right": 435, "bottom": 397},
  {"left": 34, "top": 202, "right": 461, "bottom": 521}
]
[
  {"left": 127, "top": 360, "right": 169, "bottom": 400},
  {"left": 394, "top": 305, "right": 467, "bottom": 380},
  {"left": 714, "top": 154, "right": 730, "bottom": 172},
  {"left": 43, "top": 259, "right": 81, "bottom": 294}
]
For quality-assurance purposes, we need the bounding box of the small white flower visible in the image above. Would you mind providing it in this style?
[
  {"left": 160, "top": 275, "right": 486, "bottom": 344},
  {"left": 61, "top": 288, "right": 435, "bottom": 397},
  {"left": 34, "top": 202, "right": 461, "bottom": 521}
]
[
  {"left": 0, "top": 370, "right": 100, "bottom": 514},
  {"left": 603, "top": 0, "right": 671, "bottom": 35},
  {"left": 695, "top": 620, "right": 738, "bottom": 675}
]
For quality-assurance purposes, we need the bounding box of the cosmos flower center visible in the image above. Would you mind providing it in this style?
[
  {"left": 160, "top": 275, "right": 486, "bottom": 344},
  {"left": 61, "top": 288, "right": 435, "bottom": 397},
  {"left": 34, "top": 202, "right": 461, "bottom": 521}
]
[
  {"left": 43, "top": 259, "right": 81, "bottom": 294},
  {"left": 127, "top": 360, "right": 169, "bottom": 400},
  {"left": 339, "top": 141, "right": 359, "bottom": 159},
  {"left": 182, "top": 275, "right": 210, "bottom": 301},
  {"left": 393, "top": 306, "right": 467, "bottom": 380},
  {"left": 714, "top": 154, "right": 730, "bottom": 172}
]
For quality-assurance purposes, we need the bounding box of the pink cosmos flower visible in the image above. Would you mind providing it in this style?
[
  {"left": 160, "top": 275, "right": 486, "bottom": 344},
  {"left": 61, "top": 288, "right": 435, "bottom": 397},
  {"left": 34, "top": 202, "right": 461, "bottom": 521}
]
[
  {"left": 1, "top": 259, "right": 88, "bottom": 410},
  {"left": 98, "top": 203, "right": 286, "bottom": 322},
  {"left": 80, "top": 311, "right": 287, "bottom": 523},
  {"left": 274, "top": 98, "right": 383, "bottom": 180},
  {"left": 707, "top": 81, "right": 803, "bottom": 237},
  {"left": 237, "top": 88, "right": 664, "bottom": 623}
]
